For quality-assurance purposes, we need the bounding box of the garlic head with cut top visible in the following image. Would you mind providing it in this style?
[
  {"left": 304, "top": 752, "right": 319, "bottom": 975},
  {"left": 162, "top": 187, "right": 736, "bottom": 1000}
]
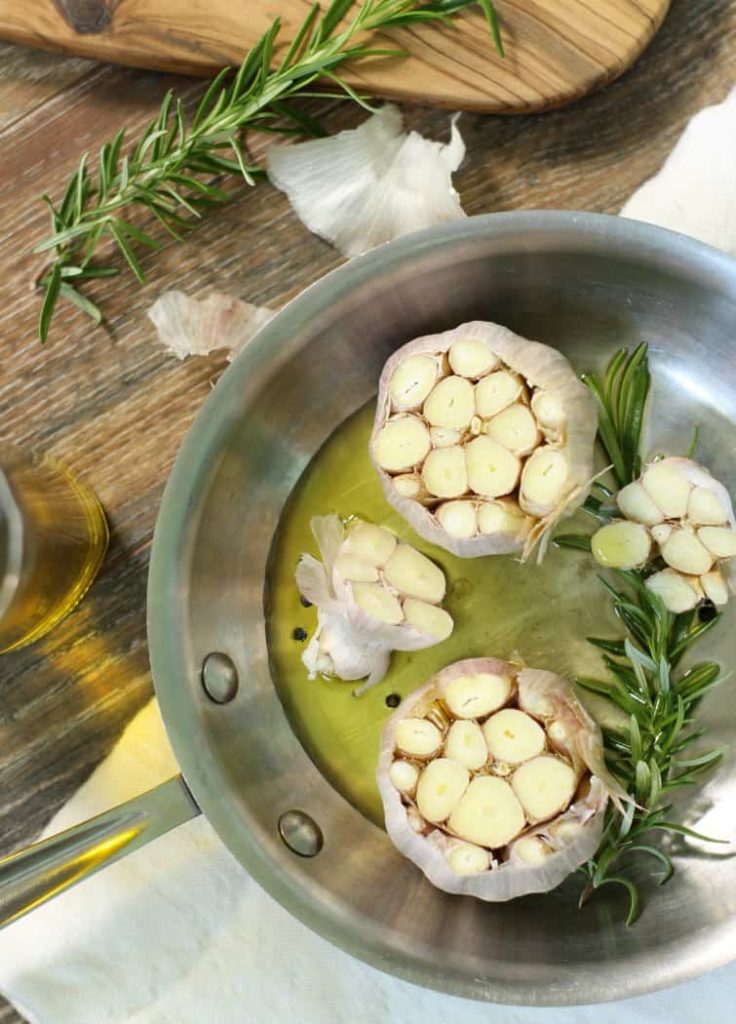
[
  {"left": 377, "top": 658, "right": 628, "bottom": 900},
  {"left": 370, "top": 321, "right": 597, "bottom": 560}
]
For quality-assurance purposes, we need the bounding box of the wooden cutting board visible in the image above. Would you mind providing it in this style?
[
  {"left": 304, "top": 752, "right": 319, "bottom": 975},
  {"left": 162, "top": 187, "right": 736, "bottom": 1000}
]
[{"left": 0, "top": 1, "right": 670, "bottom": 113}]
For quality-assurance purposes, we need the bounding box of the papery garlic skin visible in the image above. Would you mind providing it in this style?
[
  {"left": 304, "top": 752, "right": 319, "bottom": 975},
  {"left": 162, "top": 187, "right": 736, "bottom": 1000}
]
[
  {"left": 591, "top": 457, "right": 736, "bottom": 612},
  {"left": 148, "top": 290, "right": 275, "bottom": 361},
  {"left": 377, "top": 658, "right": 627, "bottom": 901},
  {"left": 370, "top": 321, "right": 597, "bottom": 560},
  {"left": 296, "top": 515, "right": 453, "bottom": 693}
]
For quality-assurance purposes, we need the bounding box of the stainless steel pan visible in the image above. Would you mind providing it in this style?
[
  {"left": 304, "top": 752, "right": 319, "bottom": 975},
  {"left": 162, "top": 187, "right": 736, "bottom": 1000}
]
[{"left": 2, "top": 212, "right": 736, "bottom": 1005}]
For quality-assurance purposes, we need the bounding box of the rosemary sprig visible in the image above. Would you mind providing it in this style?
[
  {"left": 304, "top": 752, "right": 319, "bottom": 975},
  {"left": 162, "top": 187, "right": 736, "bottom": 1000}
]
[
  {"left": 34, "top": 0, "right": 502, "bottom": 342},
  {"left": 577, "top": 572, "right": 727, "bottom": 925}
]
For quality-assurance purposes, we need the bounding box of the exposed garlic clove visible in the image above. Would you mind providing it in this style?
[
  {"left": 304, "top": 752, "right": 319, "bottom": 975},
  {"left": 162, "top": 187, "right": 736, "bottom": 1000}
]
[
  {"left": 465, "top": 436, "right": 521, "bottom": 498},
  {"left": 530, "top": 390, "right": 566, "bottom": 441},
  {"left": 407, "top": 806, "right": 428, "bottom": 834},
  {"left": 548, "top": 818, "right": 585, "bottom": 844},
  {"left": 423, "top": 376, "right": 475, "bottom": 429},
  {"left": 485, "top": 403, "right": 541, "bottom": 457},
  {"left": 389, "top": 759, "right": 419, "bottom": 795},
  {"left": 344, "top": 521, "right": 397, "bottom": 566},
  {"left": 519, "top": 446, "right": 568, "bottom": 517},
  {"left": 333, "top": 553, "right": 379, "bottom": 583},
  {"left": 383, "top": 544, "right": 446, "bottom": 603},
  {"left": 393, "top": 473, "right": 422, "bottom": 498},
  {"left": 373, "top": 415, "right": 431, "bottom": 472},
  {"left": 448, "top": 776, "right": 526, "bottom": 848},
  {"left": 642, "top": 462, "right": 692, "bottom": 518},
  {"left": 436, "top": 500, "right": 478, "bottom": 538},
  {"left": 483, "top": 708, "right": 546, "bottom": 763},
  {"left": 389, "top": 354, "right": 441, "bottom": 411},
  {"left": 697, "top": 525, "right": 736, "bottom": 559},
  {"left": 422, "top": 445, "right": 468, "bottom": 498},
  {"left": 351, "top": 582, "right": 404, "bottom": 624},
  {"left": 448, "top": 338, "right": 498, "bottom": 379},
  {"left": 445, "top": 840, "right": 492, "bottom": 875},
  {"left": 688, "top": 486, "right": 728, "bottom": 526},
  {"left": 516, "top": 686, "right": 554, "bottom": 721},
  {"left": 661, "top": 528, "right": 713, "bottom": 575},
  {"left": 591, "top": 521, "right": 651, "bottom": 570},
  {"left": 403, "top": 599, "right": 454, "bottom": 641},
  {"left": 475, "top": 370, "right": 525, "bottom": 418},
  {"left": 701, "top": 569, "right": 729, "bottom": 606},
  {"left": 395, "top": 718, "right": 443, "bottom": 758},
  {"left": 477, "top": 498, "right": 530, "bottom": 539},
  {"left": 616, "top": 481, "right": 664, "bottom": 526},
  {"left": 510, "top": 834, "right": 552, "bottom": 865},
  {"left": 645, "top": 568, "right": 701, "bottom": 614},
  {"left": 430, "top": 426, "right": 463, "bottom": 448},
  {"left": 651, "top": 523, "right": 673, "bottom": 546},
  {"left": 511, "top": 755, "right": 577, "bottom": 823},
  {"left": 416, "top": 758, "right": 470, "bottom": 823},
  {"left": 443, "top": 671, "right": 512, "bottom": 719},
  {"left": 444, "top": 719, "right": 488, "bottom": 770}
]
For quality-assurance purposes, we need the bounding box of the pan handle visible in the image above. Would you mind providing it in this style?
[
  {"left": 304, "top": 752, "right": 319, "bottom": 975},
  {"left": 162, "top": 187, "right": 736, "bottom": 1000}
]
[{"left": 0, "top": 774, "right": 200, "bottom": 930}]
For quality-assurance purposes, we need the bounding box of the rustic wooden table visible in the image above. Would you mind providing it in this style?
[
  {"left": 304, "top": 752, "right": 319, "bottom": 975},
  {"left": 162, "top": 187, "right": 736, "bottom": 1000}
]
[{"left": 0, "top": 2, "right": 735, "bottom": 1019}]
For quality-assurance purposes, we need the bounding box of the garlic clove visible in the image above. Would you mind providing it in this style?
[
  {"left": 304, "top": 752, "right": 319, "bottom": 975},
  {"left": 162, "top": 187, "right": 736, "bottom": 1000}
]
[
  {"left": 465, "top": 436, "right": 521, "bottom": 498},
  {"left": 444, "top": 719, "right": 488, "bottom": 770},
  {"left": 483, "top": 708, "right": 546, "bottom": 764},
  {"left": 403, "top": 599, "right": 454, "bottom": 641},
  {"left": 344, "top": 521, "right": 397, "bottom": 566},
  {"left": 530, "top": 389, "right": 566, "bottom": 441},
  {"left": 423, "top": 376, "right": 475, "bottom": 430},
  {"left": 448, "top": 338, "right": 499, "bottom": 379},
  {"left": 407, "top": 807, "right": 428, "bottom": 834},
  {"left": 383, "top": 544, "right": 446, "bottom": 603},
  {"left": 422, "top": 445, "right": 468, "bottom": 498},
  {"left": 475, "top": 371, "right": 525, "bottom": 418},
  {"left": 393, "top": 473, "right": 423, "bottom": 498},
  {"left": 477, "top": 498, "right": 530, "bottom": 538},
  {"left": 697, "top": 525, "right": 736, "bottom": 559},
  {"left": 519, "top": 446, "right": 568, "bottom": 517},
  {"left": 591, "top": 521, "right": 651, "bottom": 570},
  {"left": 430, "top": 427, "right": 463, "bottom": 449},
  {"left": 642, "top": 462, "right": 692, "bottom": 518},
  {"left": 443, "top": 671, "right": 512, "bottom": 719},
  {"left": 485, "top": 403, "right": 541, "bottom": 457},
  {"left": 661, "top": 528, "right": 713, "bottom": 575},
  {"left": 389, "top": 759, "right": 419, "bottom": 795},
  {"left": 436, "top": 500, "right": 478, "bottom": 538},
  {"left": 651, "top": 523, "right": 673, "bottom": 546},
  {"left": 688, "top": 485, "right": 729, "bottom": 526},
  {"left": 616, "top": 481, "right": 665, "bottom": 526},
  {"left": 416, "top": 758, "right": 470, "bottom": 823},
  {"left": 510, "top": 834, "right": 552, "bottom": 865},
  {"left": 389, "top": 354, "right": 440, "bottom": 412},
  {"left": 373, "top": 415, "right": 431, "bottom": 473},
  {"left": 448, "top": 776, "right": 526, "bottom": 848},
  {"left": 701, "top": 569, "right": 729, "bottom": 606},
  {"left": 645, "top": 568, "right": 701, "bottom": 613},
  {"left": 395, "top": 717, "right": 443, "bottom": 758},
  {"left": 445, "top": 840, "right": 492, "bottom": 875},
  {"left": 351, "top": 582, "right": 404, "bottom": 624},
  {"left": 511, "top": 755, "right": 577, "bottom": 823},
  {"left": 333, "top": 553, "right": 380, "bottom": 583}
]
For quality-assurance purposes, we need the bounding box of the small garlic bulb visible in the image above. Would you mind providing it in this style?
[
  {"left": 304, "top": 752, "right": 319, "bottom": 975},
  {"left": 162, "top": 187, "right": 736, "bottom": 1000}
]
[
  {"left": 296, "top": 515, "right": 453, "bottom": 694},
  {"left": 591, "top": 457, "right": 736, "bottom": 612},
  {"left": 370, "top": 321, "right": 598, "bottom": 560},
  {"left": 377, "top": 658, "right": 628, "bottom": 901}
]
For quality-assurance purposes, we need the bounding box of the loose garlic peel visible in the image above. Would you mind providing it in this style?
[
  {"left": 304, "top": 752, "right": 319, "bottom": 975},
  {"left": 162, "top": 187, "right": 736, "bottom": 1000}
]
[
  {"left": 370, "top": 321, "right": 597, "bottom": 560},
  {"left": 295, "top": 515, "right": 453, "bottom": 694},
  {"left": 377, "top": 658, "right": 627, "bottom": 900},
  {"left": 591, "top": 457, "right": 736, "bottom": 612}
]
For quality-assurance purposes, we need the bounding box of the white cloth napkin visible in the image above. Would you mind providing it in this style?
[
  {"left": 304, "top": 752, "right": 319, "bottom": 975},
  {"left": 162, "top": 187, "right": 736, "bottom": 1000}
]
[{"left": 3, "top": 85, "right": 736, "bottom": 1024}]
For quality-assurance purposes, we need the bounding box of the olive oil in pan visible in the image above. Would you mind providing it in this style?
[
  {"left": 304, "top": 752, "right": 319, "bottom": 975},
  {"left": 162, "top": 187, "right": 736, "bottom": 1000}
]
[{"left": 267, "top": 401, "right": 614, "bottom": 827}]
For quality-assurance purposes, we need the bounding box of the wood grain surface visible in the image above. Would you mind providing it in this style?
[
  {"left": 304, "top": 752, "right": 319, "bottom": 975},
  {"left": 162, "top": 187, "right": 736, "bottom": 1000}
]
[
  {"left": 0, "top": 0, "right": 671, "bottom": 113},
  {"left": 1, "top": 0, "right": 735, "bottom": 1019}
]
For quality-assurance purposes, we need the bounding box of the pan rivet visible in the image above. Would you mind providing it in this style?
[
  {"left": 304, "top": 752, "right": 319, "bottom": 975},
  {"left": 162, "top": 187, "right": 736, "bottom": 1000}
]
[
  {"left": 201, "top": 652, "right": 239, "bottom": 704},
  {"left": 278, "top": 810, "right": 323, "bottom": 857}
]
